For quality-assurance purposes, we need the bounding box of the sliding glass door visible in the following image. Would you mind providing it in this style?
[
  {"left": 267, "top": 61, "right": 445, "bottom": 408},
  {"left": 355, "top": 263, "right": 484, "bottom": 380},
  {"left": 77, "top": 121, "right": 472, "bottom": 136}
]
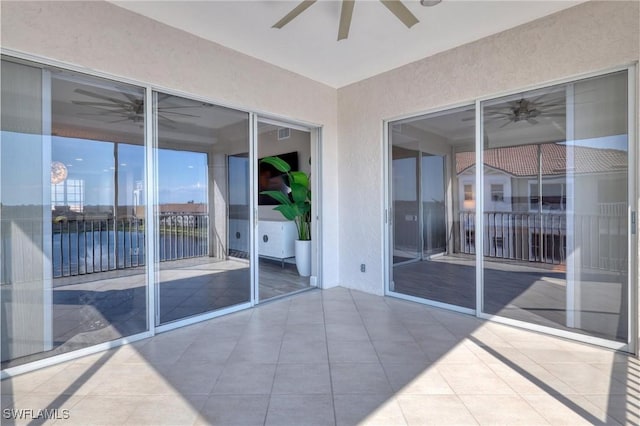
[
  {"left": 1, "top": 55, "right": 323, "bottom": 374},
  {"left": 389, "top": 106, "right": 476, "bottom": 310},
  {"left": 1, "top": 59, "right": 148, "bottom": 368},
  {"left": 153, "top": 93, "right": 251, "bottom": 325},
  {"left": 480, "top": 70, "right": 631, "bottom": 343},
  {"left": 387, "top": 68, "right": 634, "bottom": 348}
]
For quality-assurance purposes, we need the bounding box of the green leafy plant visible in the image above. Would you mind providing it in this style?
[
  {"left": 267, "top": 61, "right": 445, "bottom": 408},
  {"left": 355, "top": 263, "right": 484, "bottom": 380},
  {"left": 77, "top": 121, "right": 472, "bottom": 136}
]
[{"left": 259, "top": 156, "right": 311, "bottom": 241}]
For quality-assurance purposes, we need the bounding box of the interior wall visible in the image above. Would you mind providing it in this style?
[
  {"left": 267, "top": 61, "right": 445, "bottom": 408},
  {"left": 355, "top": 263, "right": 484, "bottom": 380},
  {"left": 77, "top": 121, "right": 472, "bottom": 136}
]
[
  {"left": 0, "top": 0, "right": 340, "bottom": 288},
  {"left": 337, "top": 0, "right": 639, "bottom": 295}
]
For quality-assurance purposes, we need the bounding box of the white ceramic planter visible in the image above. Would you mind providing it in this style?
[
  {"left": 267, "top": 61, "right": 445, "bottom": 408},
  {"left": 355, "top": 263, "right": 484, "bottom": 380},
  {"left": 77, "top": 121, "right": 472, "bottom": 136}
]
[{"left": 294, "top": 239, "right": 312, "bottom": 277}]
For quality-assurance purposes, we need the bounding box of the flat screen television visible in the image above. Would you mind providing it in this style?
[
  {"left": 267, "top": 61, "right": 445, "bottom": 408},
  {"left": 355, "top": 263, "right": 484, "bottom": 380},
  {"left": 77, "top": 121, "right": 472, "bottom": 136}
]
[{"left": 258, "top": 151, "right": 299, "bottom": 205}]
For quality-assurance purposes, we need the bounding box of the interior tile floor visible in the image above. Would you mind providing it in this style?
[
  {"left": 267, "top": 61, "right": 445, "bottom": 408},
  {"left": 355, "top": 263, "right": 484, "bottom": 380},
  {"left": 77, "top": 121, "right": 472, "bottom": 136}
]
[
  {"left": 2, "top": 287, "right": 638, "bottom": 426},
  {"left": 2, "top": 257, "right": 309, "bottom": 369},
  {"left": 393, "top": 255, "right": 628, "bottom": 342}
]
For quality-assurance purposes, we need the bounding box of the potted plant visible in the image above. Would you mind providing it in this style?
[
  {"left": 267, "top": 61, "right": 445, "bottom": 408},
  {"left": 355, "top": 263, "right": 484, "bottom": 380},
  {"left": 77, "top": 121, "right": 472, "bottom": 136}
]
[{"left": 259, "top": 156, "right": 311, "bottom": 276}]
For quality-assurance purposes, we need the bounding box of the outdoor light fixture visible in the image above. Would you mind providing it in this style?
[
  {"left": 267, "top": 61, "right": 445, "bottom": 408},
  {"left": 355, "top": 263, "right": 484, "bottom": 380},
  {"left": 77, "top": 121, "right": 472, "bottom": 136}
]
[{"left": 420, "top": 0, "right": 442, "bottom": 6}]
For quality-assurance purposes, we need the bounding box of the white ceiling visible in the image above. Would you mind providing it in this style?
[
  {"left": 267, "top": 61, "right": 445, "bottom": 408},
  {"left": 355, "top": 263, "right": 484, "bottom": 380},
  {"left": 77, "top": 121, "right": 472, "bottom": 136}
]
[{"left": 110, "top": 0, "right": 586, "bottom": 88}]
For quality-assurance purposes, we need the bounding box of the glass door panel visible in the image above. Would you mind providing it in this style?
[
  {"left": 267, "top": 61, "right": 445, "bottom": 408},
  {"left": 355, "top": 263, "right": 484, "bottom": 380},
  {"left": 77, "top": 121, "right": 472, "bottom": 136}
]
[
  {"left": 481, "top": 70, "right": 630, "bottom": 343},
  {"left": 389, "top": 106, "right": 476, "bottom": 309},
  {"left": 422, "top": 153, "right": 446, "bottom": 257},
  {"left": 256, "top": 122, "right": 312, "bottom": 301},
  {"left": 1, "top": 59, "right": 148, "bottom": 368},
  {"left": 392, "top": 147, "right": 420, "bottom": 264},
  {"left": 154, "top": 93, "right": 250, "bottom": 325}
]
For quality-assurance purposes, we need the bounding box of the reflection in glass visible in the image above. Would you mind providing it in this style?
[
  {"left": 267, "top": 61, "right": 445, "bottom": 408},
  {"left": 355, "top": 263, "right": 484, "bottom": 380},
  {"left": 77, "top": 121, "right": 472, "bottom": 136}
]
[
  {"left": 256, "top": 123, "right": 312, "bottom": 301},
  {"left": 1, "top": 59, "right": 147, "bottom": 368},
  {"left": 389, "top": 106, "right": 476, "bottom": 309},
  {"left": 481, "top": 71, "right": 629, "bottom": 342},
  {"left": 155, "top": 93, "right": 250, "bottom": 324}
]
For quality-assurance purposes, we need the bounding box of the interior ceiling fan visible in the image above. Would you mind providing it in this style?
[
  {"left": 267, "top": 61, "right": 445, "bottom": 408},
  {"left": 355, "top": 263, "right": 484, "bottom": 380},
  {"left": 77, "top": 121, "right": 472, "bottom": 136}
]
[
  {"left": 273, "top": 0, "right": 420, "bottom": 41},
  {"left": 73, "top": 89, "right": 200, "bottom": 129},
  {"left": 463, "top": 94, "right": 565, "bottom": 128}
]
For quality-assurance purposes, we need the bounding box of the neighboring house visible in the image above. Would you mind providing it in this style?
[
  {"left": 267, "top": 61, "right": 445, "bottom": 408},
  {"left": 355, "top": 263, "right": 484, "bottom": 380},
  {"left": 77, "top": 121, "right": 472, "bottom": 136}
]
[{"left": 456, "top": 143, "right": 628, "bottom": 268}]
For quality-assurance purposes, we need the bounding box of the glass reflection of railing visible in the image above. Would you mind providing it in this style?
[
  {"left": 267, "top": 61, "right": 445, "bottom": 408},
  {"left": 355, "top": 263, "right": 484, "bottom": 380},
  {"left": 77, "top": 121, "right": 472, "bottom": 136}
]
[
  {"left": 458, "top": 211, "right": 627, "bottom": 271},
  {"left": 53, "top": 214, "right": 208, "bottom": 278},
  {"left": 158, "top": 213, "right": 208, "bottom": 264}
]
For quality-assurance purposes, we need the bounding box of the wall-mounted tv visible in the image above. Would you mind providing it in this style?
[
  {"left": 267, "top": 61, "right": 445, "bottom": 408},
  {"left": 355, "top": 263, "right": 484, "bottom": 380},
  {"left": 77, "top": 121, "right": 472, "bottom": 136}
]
[{"left": 258, "top": 151, "right": 299, "bottom": 205}]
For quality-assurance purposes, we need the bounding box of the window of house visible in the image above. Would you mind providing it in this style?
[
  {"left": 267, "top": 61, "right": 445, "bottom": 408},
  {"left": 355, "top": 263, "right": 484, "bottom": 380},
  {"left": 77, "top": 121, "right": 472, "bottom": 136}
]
[
  {"left": 530, "top": 182, "right": 566, "bottom": 211},
  {"left": 464, "top": 184, "right": 473, "bottom": 201},
  {"left": 490, "top": 184, "right": 504, "bottom": 202}
]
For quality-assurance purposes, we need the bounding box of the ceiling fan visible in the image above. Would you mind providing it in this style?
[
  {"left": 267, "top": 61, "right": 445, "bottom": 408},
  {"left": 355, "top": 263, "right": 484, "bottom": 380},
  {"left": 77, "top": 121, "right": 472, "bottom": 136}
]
[
  {"left": 273, "top": 0, "right": 419, "bottom": 41},
  {"left": 73, "top": 89, "right": 200, "bottom": 129},
  {"left": 463, "top": 94, "right": 565, "bottom": 128}
]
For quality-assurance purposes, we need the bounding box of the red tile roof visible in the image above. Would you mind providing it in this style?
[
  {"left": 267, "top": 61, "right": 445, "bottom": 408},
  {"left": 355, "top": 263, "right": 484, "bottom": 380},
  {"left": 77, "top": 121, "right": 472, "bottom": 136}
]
[{"left": 456, "top": 144, "right": 627, "bottom": 176}]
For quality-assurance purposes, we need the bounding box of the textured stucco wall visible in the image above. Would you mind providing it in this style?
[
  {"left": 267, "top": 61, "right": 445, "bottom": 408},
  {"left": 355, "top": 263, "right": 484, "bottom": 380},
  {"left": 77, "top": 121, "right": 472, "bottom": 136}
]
[
  {"left": 337, "top": 0, "right": 640, "bottom": 296},
  {"left": 0, "top": 0, "right": 340, "bottom": 288}
]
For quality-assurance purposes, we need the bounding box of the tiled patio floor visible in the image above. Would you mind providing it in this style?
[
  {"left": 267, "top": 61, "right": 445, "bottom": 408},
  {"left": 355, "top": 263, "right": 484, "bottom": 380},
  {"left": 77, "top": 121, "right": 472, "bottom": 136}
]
[{"left": 1, "top": 287, "right": 638, "bottom": 425}]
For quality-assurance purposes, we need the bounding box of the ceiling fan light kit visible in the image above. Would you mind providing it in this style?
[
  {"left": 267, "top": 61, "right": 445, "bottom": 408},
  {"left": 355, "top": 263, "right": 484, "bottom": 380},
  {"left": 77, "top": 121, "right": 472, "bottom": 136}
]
[{"left": 273, "top": 0, "right": 422, "bottom": 41}]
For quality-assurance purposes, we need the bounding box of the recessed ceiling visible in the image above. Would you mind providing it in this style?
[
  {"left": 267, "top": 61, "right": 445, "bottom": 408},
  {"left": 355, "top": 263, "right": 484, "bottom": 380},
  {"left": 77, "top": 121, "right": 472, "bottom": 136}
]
[{"left": 109, "top": 0, "right": 586, "bottom": 88}]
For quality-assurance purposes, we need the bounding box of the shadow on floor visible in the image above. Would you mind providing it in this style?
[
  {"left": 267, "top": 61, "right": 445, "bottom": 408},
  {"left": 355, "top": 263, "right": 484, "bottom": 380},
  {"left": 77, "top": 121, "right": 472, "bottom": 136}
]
[{"left": 1, "top": 288, "right": 637, "bottom": 425}]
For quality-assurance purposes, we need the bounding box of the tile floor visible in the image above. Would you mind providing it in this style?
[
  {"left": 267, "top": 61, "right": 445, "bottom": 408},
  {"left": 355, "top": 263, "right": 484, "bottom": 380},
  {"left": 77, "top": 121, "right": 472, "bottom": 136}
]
[{"left": 1, "top": 287, "right": 638, "bottom": 425}]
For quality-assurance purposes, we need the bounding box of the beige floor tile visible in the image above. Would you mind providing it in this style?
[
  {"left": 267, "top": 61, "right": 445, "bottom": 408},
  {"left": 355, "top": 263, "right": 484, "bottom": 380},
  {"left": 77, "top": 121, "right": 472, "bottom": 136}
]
[
  {"left": 462, "top": 341, "right": 531, "bottom": 365},
  {"left": 328, "top": 339, "right": 380, "bottom": 363},
  {"left": 272, "top": 363, "right": 331, "bottom": 394},
  {"left": 383, "top": 363, "right": 454, "bottom": 395},
  {"left": 212, "top": 362, "right": 276, "bottom": 395},
  {"left": 589, "top": 362, "right": 640, "bottom": 393},
  {"left": 437, "top": 363, "right": 517, "bottom": 395},
  {"left": 123, "top": 395, "right": 206, "bottom": 425},
  {"left": 1, "top": 363, "right": 70, "bottom": 395},
  {"left": 458, "top": 394, "right": 550, "bottom": 425},
  {"left": 485, "top": 361, "right": 576, "bottom": 395},
  {"left": 278, "top": 337, "right": 329, "bottom": 363},
  {"left": 397, "top": 395, "right": 478, "bottom": 425},
  {"left": 334, "top": 394, "right": 407, "bottom": 426},
  {"left": 422, "top": 341, "right": 483, "bottom": 364},
  {"left": 539, "top": 362, "right": 630, "bottom": 395},
  {"left": 87, "top": 367, "right": 176, "bottom": 396},
  {"left": 330, "top": 362, "right": 393, "bottom": 394},
  {"left": 58, "top": 395, "right": 140, "bottom": 425},
  {"left": 266, "top": 394, "right": 335, "bottom": 426},
  {"left": 158, "top": 361, "right": 224, "bottom": 395},
  {"left": 194, "top": 395, "right": 270, "bottom": 426},
  {"left": 2, "top": 394, "right": 82, "bottom": 426},
  {"left": 29, "top": 364, "right": 107, "bottom": 396},
  {"left": 3, "top": 288, "right": 634, "bottom": 426},
  {"left": 522, "top": 394, "right": 622, "bottom": 425},
  {"left": 372, "top": 339, "right": 429, "bottom": 365},
  {"left": 583, "top": 393, "right": 638, "bottom": 426}
]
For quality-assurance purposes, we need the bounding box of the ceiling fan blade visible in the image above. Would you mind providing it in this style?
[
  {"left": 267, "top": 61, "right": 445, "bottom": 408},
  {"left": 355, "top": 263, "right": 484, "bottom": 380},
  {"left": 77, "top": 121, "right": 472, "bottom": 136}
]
[
  {"left": 379, "top": 0, "right": 419, "bottom": 28},
  {"left": 77, "top": 107, "right": 130, "bottom": 115},
  {"left": 120, "top": 92, "right": 143, "bottom": 103},
  {"left": 338, "top": 0, "right": 355, "bottom": 41},
  {"left": 499, "top": 120, "right": 513, "bottom": 129},
  {"left": 72, "top": 101, "right": 124, "bottom": 107},
  {"left": 157, "top": 114, "right": 178, "bottom": 123},
  {"left": 157, "top": 110, "right": 200, "bottom": 118},
  {"left": 527, "top": 118, "right": 539, "bottom": 125},
  {"left": 77, "top": 111, "right": 127, "bottom": 117},
  {"left": 273, "top": 0, "right": 317, "bottom": 28},
  {"left": 74, "top": 89, "right": 130, "bottom": 106},
  {"left": 461, "top": 116, "right": 475, "bottom": 122},
  {"left": 107, "top": 118, "right": 131, "bottom": 124},
  {"left": 158, "top": 105, "right": 205, "bottom": 110}
]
